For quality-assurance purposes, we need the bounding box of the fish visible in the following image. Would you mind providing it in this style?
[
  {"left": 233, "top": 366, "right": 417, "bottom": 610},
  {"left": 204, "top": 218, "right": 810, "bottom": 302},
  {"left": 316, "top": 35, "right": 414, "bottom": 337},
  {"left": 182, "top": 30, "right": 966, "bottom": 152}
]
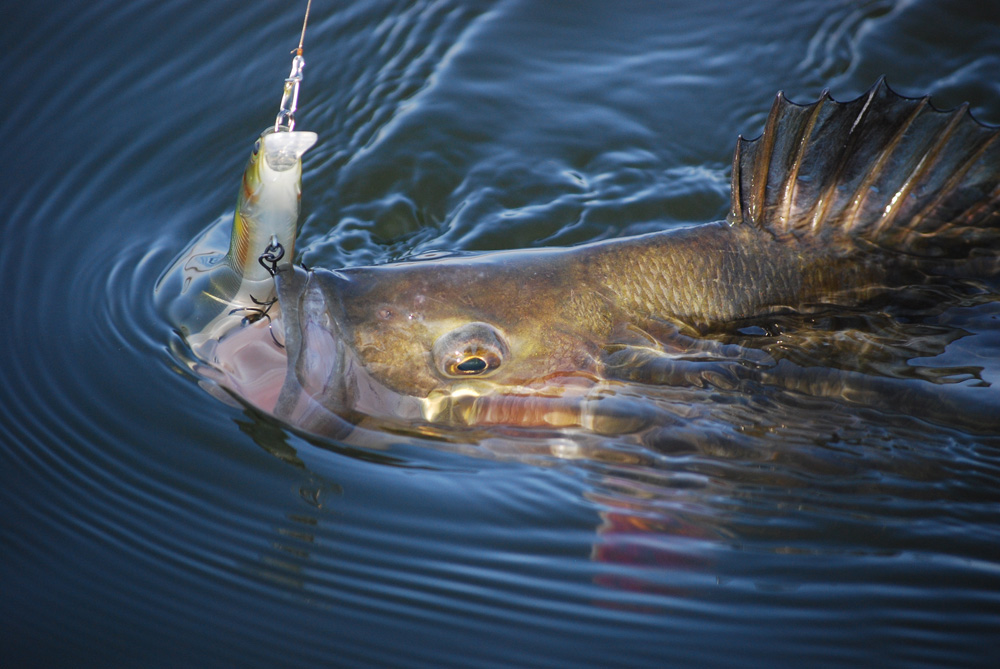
[{"left": 165, "top": 80, "right": 1000, "bottom": 439}]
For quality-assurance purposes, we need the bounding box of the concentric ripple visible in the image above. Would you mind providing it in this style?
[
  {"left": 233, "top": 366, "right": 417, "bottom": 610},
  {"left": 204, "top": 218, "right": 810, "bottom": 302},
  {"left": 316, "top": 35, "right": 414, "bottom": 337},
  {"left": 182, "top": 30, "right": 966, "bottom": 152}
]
[{"left": 4, "top": 0, "right": 1000, "bottom": 667}]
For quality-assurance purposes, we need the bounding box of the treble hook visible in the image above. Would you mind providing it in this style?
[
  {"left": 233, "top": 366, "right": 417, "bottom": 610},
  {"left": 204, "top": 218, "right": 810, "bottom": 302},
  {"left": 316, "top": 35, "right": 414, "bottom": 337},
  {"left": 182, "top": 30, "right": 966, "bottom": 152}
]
[{"left": 229, "top": 294, "right": 284, "bottom": 348}]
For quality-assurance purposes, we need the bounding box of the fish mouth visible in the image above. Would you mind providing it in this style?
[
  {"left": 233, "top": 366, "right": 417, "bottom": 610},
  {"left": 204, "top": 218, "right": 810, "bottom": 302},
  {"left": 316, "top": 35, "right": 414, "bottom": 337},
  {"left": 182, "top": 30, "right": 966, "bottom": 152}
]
[{"left": 273, "top": 264, "right": 346, "bottom": 404}]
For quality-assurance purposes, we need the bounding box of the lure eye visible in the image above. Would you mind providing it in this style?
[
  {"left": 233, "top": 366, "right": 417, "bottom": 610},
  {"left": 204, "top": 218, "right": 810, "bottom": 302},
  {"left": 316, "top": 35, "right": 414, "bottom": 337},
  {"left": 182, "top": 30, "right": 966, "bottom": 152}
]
[
  {"left": 253, "top": 139, "right": 261, "bottom": 156},
  {"left": 433, "top": 323, "right": 507, "bottom": 378}
]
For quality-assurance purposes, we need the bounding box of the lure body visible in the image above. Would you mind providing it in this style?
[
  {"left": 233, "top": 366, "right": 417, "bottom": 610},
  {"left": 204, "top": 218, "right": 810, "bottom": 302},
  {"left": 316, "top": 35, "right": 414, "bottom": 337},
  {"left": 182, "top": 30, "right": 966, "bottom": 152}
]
[{"left": 158, "top": 129, "right": 316, "bottom": 349}]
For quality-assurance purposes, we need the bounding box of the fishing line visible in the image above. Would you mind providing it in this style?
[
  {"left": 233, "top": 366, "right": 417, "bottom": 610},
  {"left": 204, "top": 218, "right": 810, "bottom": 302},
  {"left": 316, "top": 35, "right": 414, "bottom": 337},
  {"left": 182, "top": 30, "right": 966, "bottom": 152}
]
[
  {"left": 274, "top": 0, "right": 313, "bottom": 132},
  {"left": 297, "top": 0, "right": 312, "bottom": 54},
  {"left": 260, "top": 1, "right": 313, "bottom": 288}
]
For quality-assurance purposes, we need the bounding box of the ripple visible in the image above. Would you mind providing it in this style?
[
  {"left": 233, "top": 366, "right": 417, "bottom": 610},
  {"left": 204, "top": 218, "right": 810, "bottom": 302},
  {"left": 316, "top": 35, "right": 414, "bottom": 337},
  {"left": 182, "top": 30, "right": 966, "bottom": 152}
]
[
  {"left": 796, "top": 0, "right": 895, "bottom": 81},
  {"left": 6, "top": 0, "right": 1000, "bottom": 667}
]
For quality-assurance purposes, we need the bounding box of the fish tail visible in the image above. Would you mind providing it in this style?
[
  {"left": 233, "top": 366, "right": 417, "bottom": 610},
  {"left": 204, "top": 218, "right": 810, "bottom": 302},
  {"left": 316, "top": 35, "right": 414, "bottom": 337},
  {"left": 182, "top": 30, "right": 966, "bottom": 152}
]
[{"left": 729, "top": 78, "right": 1000, "bottom": 272}]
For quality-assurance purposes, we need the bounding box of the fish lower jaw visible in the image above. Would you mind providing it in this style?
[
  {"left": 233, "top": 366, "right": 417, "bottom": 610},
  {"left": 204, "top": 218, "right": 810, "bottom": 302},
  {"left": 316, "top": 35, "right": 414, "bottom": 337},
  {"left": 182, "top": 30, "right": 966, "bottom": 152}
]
[
  {"left": 414, "top": 378, "right": 655, "bottom": 434},
  {"left": 419, "top": 382, "right": 602, "bottom": 428}
]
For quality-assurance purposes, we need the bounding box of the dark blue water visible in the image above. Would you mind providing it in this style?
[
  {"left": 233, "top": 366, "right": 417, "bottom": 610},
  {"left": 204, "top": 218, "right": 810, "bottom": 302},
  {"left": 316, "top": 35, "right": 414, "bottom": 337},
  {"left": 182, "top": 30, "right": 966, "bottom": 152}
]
[{"left": 4, "top": 1, "right": 1000, "bottom": 666}]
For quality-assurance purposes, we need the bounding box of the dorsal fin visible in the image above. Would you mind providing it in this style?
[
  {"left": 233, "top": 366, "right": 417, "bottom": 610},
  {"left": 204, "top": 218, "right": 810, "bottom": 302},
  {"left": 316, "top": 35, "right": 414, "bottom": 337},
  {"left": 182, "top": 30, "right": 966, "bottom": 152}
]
[{"left": 729, "top": 78, "right": 1000, "bottom": 259}]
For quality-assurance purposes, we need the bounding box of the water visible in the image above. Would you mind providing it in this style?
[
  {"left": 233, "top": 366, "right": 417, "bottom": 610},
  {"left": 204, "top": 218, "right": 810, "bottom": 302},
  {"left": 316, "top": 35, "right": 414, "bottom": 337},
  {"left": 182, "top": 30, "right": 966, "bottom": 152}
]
[{"left": 3, "top": 0, "right": 1000, "bottom": 666}]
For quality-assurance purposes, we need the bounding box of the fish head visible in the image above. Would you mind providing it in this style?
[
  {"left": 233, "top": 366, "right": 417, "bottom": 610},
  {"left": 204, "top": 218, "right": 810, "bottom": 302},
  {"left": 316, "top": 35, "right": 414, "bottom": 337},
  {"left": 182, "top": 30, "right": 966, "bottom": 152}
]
[{"left": 275, "top": 253, "right": 618, "bottom": 428}]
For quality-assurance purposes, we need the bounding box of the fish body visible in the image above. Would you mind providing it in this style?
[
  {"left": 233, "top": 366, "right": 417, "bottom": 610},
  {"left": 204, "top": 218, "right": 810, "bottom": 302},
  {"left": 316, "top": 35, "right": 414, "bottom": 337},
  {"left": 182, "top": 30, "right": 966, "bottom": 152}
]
[{"left": 167, "top": 81, "right": 1000, "bottom": 436}]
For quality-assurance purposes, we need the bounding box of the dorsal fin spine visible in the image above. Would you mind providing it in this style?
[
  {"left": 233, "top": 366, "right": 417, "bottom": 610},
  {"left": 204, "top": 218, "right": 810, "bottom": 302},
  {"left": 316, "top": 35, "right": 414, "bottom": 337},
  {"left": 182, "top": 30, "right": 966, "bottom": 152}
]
[
  {"left": 779, "top": 92, "right": 826, "bottom": 233},
  {"left": 728, "top": 137, "right": 747, "bottom": 224},
  {"left": 748, "top": 94, "right": 783, "bottom": 227},
  {"left": 888, "top": 106, "right": 997, "bottom": 243},
  {"left": 876, "top": 103, "right": 965, "bottom": 241},
  {"left": 806, "top": 86, "right": 881, "bottom": 235},
  {"left": 843, "top": 96, "right": 929, "bottom": 239}
]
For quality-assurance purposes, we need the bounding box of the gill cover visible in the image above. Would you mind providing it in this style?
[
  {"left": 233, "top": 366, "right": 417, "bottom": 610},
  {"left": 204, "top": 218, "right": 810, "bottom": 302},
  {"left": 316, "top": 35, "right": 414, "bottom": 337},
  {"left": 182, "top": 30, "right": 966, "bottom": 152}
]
[{"left": 271, "top": 265, "right": 356, "bottom": 437}]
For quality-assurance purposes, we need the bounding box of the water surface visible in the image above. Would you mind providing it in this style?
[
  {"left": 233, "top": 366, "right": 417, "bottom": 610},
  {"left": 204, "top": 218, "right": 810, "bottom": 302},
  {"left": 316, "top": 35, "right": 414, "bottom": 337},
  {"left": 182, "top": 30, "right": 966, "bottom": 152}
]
[{"left": 3, "top": 1, "right": 1000, "bottom": 666}]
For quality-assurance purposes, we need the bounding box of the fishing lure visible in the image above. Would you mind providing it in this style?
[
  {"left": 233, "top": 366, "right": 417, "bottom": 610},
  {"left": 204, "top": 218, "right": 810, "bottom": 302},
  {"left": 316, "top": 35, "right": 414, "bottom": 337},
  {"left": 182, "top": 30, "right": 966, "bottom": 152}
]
[{"left": 157, "top": 0, "right": 317, "bottom": 348}]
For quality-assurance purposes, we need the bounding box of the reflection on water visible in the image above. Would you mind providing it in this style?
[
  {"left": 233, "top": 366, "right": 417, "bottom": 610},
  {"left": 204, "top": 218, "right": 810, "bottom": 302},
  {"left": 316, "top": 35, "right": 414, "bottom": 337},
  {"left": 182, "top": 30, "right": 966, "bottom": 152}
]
[{"left": 4, "top": 0, "right": 1000, "bottom": 667}]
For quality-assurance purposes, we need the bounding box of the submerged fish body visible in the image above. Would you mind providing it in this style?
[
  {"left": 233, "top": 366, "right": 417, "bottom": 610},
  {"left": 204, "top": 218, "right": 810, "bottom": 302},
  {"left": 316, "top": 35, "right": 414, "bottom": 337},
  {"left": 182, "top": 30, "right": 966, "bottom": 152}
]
[{"left": 167, "top": 81, "right": 1000, "bottom": 438}]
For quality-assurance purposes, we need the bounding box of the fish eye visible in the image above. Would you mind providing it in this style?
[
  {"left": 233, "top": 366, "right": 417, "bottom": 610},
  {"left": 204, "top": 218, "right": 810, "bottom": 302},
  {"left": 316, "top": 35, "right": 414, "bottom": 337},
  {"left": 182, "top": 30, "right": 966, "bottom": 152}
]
[
  {"left": 446, "top": 351, "right": 499, "bottom": 377},
  {"left": 253, "top": 140, "right": 261, "bottom": 156},
  {"left": 433, "top": 322, "right": 507, "bottom": 379},
  {"left": 455, "top": 357, "right": 488, "bottom": 373}
]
